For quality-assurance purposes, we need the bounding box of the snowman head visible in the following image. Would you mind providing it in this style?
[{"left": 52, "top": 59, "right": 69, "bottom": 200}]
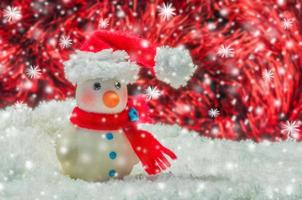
[{"left": 76, "top": 78, "right": 128, "bottom": 114}]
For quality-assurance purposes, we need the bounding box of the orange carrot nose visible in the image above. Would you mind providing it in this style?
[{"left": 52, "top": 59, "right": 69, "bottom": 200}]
[{"left": 103, "top": 91, "right": 120, "bottom": 108}]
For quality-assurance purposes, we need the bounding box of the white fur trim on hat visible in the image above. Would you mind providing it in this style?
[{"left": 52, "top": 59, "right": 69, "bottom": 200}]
[
  {"left": 154, "top": 46, "right": 197, "bottom": 88},
  {"left": 64, "top": 49, "right": 139, "bottom": 85}
]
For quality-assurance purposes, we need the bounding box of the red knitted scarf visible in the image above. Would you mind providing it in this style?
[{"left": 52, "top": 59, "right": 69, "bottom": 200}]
[{"left": 70, "top": 103, "right": 177, "bottom": 175}]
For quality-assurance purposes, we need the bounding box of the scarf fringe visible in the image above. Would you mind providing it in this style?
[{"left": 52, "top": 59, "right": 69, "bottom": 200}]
[{"left": 124, "top": 128, "right": 177, "bottom": 175}]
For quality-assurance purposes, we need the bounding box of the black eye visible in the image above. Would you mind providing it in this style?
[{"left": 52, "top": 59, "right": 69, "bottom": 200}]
[
  {"left": 114, "top": 81, "right": 121, "bottom": 89},
  {"left": 93, "top": 82, "right": 101, "bottom": 91}
]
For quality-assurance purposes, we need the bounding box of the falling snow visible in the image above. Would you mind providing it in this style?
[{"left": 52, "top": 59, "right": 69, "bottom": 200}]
[
  {"left": 281, "top": 120, "right": 300, "bottom": 140},
  {"left": 217, "top": 45, "right": 234, "bottom": 58},
  {"left": 14, "top": 101, "right": 25, "bottom": 108},
  {"left": 1, "top": 100, "right": 302, "bottom": 199},
  {"left": 3, "top": 6, "right": 22, "bottom": 22},
  {"left": 208, "top": 108, "right": 220, "bottom": 118},
  {"left": 262, "top": 69, "right": 274, "bottom": 82},
  {"left": 99, "top": 18, "right": 109, "bottom": 29},
  {"left": 25, "top": 65, "right": 41, "bottom": 79},
  {"left": 59, "top": 35, "right": 73, "bottom": 49},
  {"left": 158, "top": 3, "right": 176, "bottom": 21},
  {"left": 145, "top": 86, "right": 161, "bottom": 100},
  {"left": 282, "top": 18, "right": 294, "bottom": 30}
]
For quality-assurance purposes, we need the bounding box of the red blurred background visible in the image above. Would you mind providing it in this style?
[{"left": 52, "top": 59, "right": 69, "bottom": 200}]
[{"left": 0, "top": 0, "right": 302, "bottom": 141}]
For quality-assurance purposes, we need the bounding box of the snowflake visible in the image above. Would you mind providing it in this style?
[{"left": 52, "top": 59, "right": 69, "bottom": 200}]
[
  {"left": 99, "top": 18, "right": 109, "bottom": 29},
  {"left": 25, "top": 160, "right": 34, "bottom": 170},
  {"left": 281, "top": 120, "right": 300, "bottom": 140},
  {"left": 262, "top": 69, "right": 274, "bottom": 82},
  {"left": 14, "top": 101, "right": 25, "bottom": 108},
  {"left": 158, "top": 3, "right": 176, "bottom": 21},
  {"left": 208, "top": 108, "right": 220, "bottom": 118},
  {"left": 145, "top": 86, "right": 161, "bottom": 100},
  {"left": 217, "top": 45, "right": 234, "bottom": 58},
  {"left": 59, "top": 35, "right": 73, "bottom": 49},
  {"left": 282, "top": 18, "right": 294, "bottom": 30},
  {"left": 26, "top": 65, "right": 41, "bottom": 79},
  {"left": 3, "top": 6, "right": 22, "bottom": 22}
]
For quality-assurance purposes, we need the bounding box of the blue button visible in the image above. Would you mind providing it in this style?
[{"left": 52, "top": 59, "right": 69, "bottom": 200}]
[
  {"left": 106, "top": 133, "right": 113, "bottom": 140},
  {"left": 108, "top": 169, "right": 116, "bottom": 177},
  {"left": 109, "top": 151, "right": 117, "bottom": 159},
  {"left": 128, "top": 107, "right": 139, "bottom": 122}
]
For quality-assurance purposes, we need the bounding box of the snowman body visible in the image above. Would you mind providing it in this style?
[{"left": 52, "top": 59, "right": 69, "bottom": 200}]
[
  {"left": 56, "top": 127, "right": 138, "bottom": 181},
  {"left": 56, "top": 79, "right": 139, "bottom": 181}
]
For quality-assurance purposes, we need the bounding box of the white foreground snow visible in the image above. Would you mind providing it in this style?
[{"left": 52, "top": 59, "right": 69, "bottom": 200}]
[{"left": 0, "top": 100, "right": 302, "bottom": 200}]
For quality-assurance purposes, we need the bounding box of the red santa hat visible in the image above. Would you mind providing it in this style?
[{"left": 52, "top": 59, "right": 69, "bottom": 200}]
[{"left": 64, "top": 30, "right": 196, "bottom": 88}]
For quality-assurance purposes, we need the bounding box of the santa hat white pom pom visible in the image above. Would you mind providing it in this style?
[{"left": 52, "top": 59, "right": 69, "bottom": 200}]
[{"left": 154, "top": 46, "right": 197, "bottom": 88}]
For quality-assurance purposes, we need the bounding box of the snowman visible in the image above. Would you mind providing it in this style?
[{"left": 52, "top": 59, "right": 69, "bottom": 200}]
[{"left": 57, "top": 30, "right": 196, "bottom": 182}]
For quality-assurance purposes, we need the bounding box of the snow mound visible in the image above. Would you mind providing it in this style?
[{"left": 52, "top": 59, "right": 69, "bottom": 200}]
[{"left": 0, "top": 100, "right": 302, "bottom": 200}]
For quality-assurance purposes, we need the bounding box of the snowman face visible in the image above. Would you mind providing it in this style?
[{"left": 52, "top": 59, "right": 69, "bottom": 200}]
[{"left": 76, "top": 79, "right": 128, "bottom": 114}]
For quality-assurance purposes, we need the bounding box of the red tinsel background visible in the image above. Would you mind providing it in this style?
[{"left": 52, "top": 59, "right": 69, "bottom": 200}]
[{"left": 0, "top": 0, "right": 302, "bottom": 141}]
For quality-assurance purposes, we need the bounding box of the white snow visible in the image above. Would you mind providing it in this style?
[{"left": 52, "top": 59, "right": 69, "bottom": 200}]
[{"left": 0, "top": 100, "right": 302, "bottom": 200}]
